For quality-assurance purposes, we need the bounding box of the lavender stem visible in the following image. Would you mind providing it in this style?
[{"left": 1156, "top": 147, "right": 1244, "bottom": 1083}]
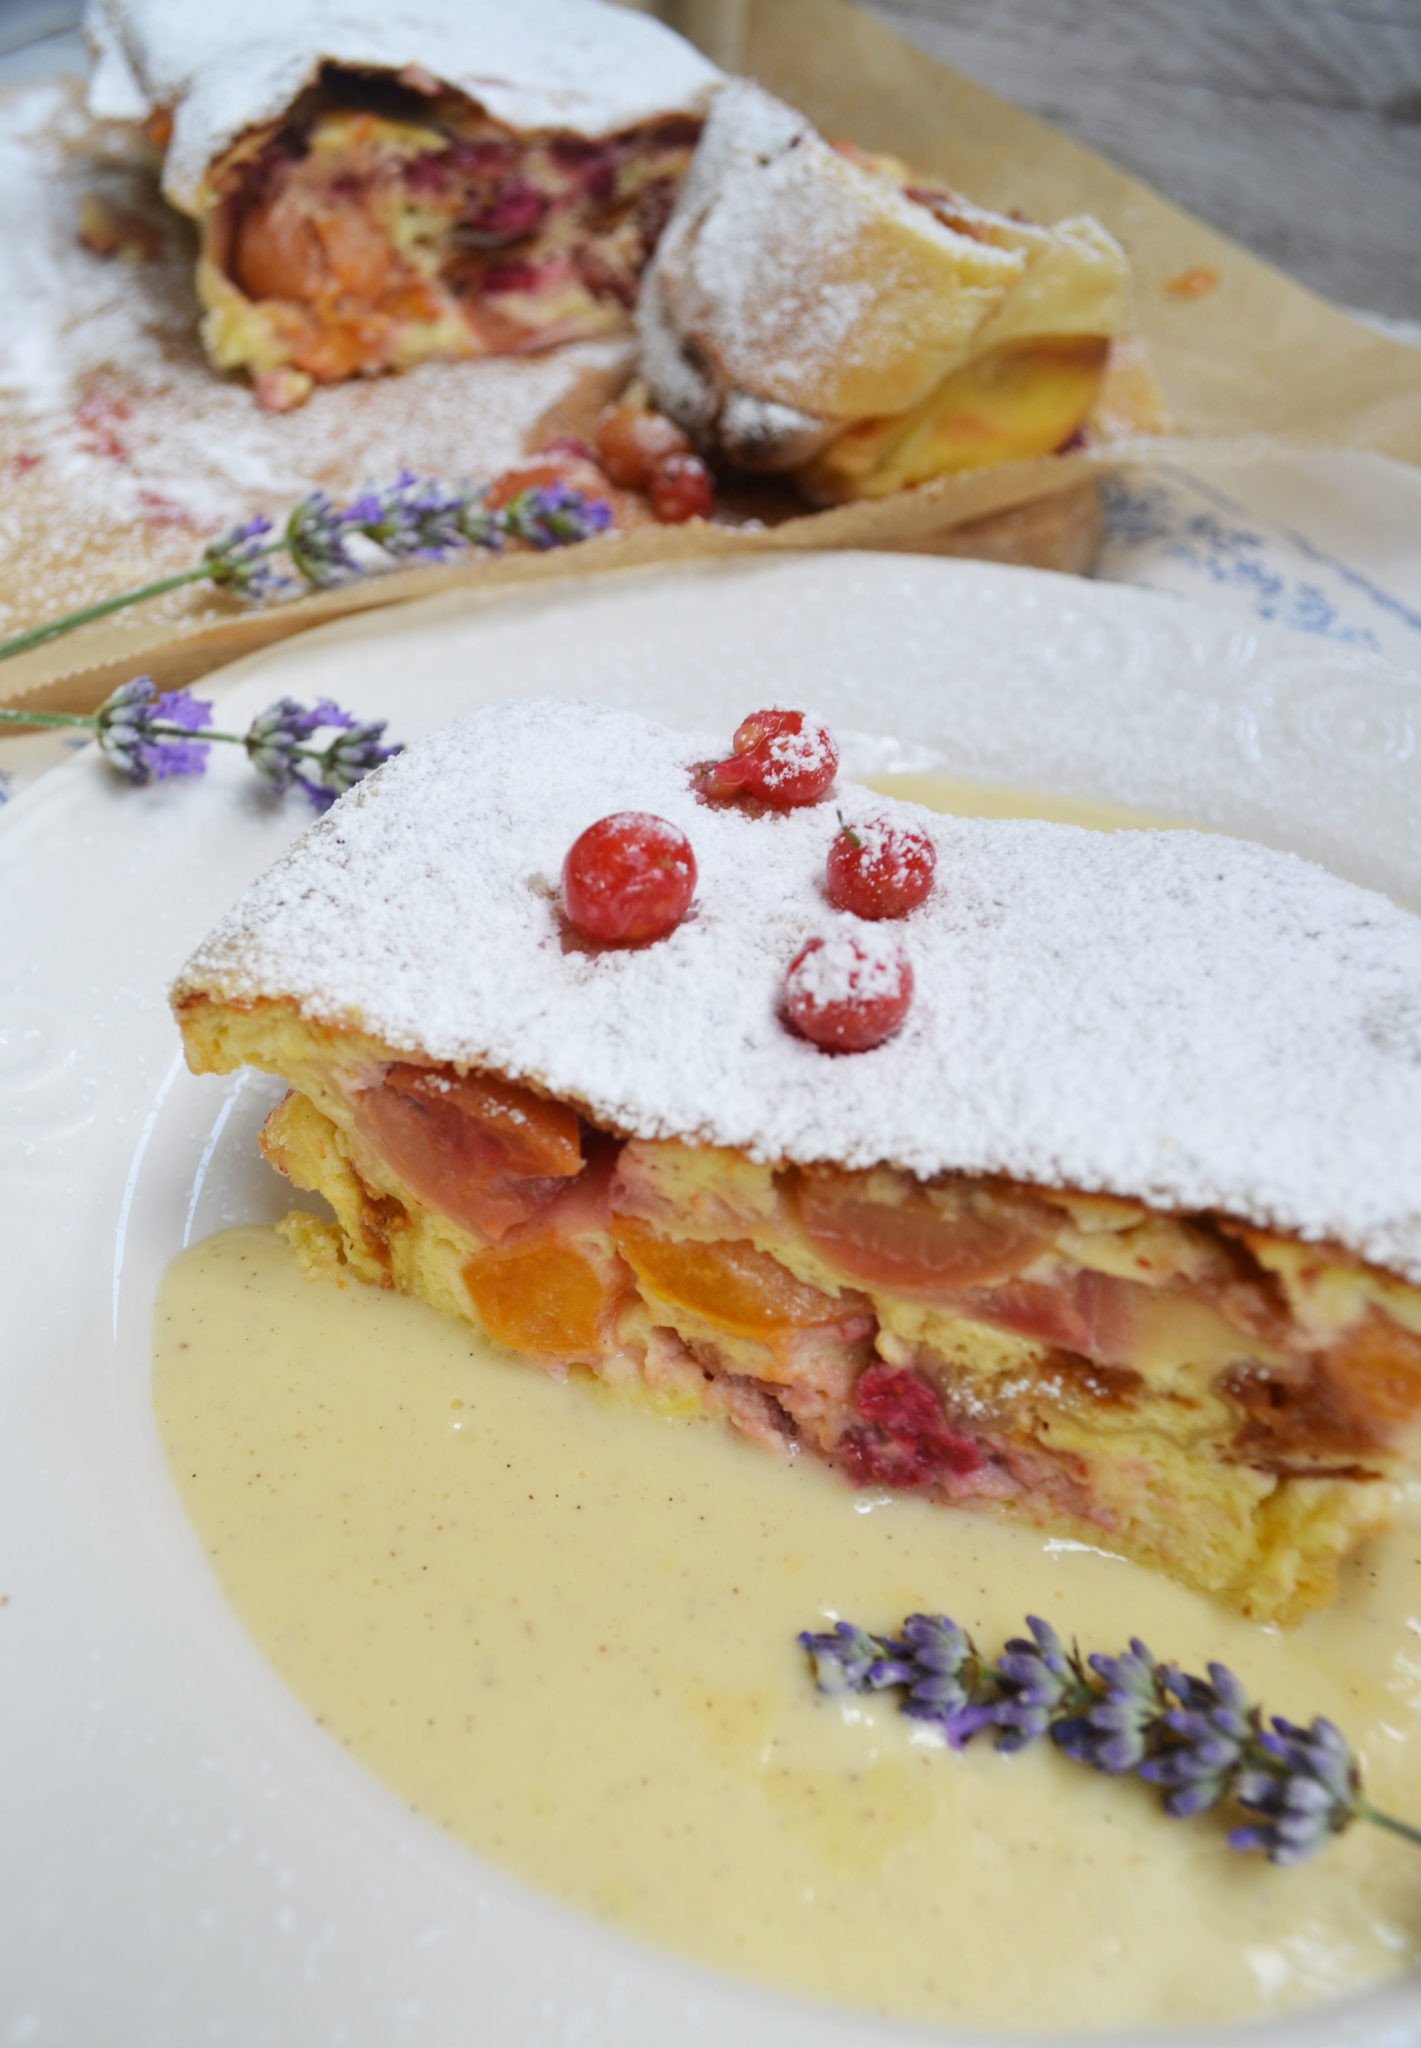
[
  {"left": 1358, "top": 1805, "right": 1421, "bottom": 1850},
  {"left": 0, "top": 709, "right": 106, "bottom": 730},
  {"left": 0, "top": 564, "right": 218, "bottom": 664}
]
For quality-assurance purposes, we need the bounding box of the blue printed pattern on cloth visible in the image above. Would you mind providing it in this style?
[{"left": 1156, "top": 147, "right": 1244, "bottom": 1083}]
[{"left": 1098, "top": 466, "right": 1421, "bottom": 657}]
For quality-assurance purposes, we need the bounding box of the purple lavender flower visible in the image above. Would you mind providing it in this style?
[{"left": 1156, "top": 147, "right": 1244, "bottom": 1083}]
[
  {"left": 1229, "top": 1717, "right": 1360, "bottom": 1866},
  {"left": 1054, "top": 1639, "right": 1163, "bottom": 1774},
  {"left": 499, "top": 482, "right": 613, "bottom": 551},
  {"left": 882, "top": 1614, "right": 996, "bottom": 1746},
  {"left": 283, "top": 490, "right": 360, "bottom": 586},
  {"left": 95, "top": 676, "right": 212, "bottom": 784},
  {"left": 341, "top": 471, "right": 469, "bottom": 562},
  {"left": 1141, "top": 1662, "right": 1255, "bottom": 1816},
  {"left": 311, "top": 716, "right": 399, "bottom": 800},
  {"left": 797, "top": 1621, "right": 895, "bottom": 1695},
  {"left": 243, "top": 696, "right": 393, "bottom": 804},
  {"left": 201, "top": 515, "right": 287, "bottom": 600},
  {"left": 992, "top": 1615, "right": 1079, "bottom": 1752},
  {"left": 244, "top": 696, "right": 318, "bottom": 793},
  {"left": 456, "top": 491, "right": 505, "bottom": 552}
]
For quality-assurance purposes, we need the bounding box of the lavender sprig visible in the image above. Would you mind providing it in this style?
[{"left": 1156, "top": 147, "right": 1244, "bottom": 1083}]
[
  {"left": 8, "top": 678, "right": 399, "bottom": 806},
  {"left": 0, "top": 469, "right": 614, "bottom": 669},
  {"left": 498, "top": 482, "right": 613, "bottom": 551},
  {"left": 94, "top": 675, "right": 214, "bottom": 783},
  {"left": 798, "top": 1609, "right": 1421, "bottom": 1865},
  {"left": 340, "top": 469, "right": 471, "bottom": 562}
]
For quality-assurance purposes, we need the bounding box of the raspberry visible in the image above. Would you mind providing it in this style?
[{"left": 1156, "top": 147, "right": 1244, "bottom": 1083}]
[
  {"left": 826, "top": 815, "right": 936, "bottom": 919},
  {"left": 697, "top": 708, "right": 839, "bottom": 809},
  {"left": 594, "top": 405, "right": 691, "bottom": 489},
  {"left": 838, "top": 1363, "right": 982, "bottom": 1488},
  {"left": 561, "top": 812, "right": 696, "bottom": 946},
  {"left": 648, "top": 450, "right": 714, "bottom": 523},
  {"left": 783, "top": 929, "right": 912, "bottom": 1052}
]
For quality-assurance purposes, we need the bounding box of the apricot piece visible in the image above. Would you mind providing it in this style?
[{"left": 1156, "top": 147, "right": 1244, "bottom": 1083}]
[
  {"left": 464, "top": 1239, "right": 616, "bottom": 1356},
  {"left": 358, "top": 1065, "right": 583, "bottom": 1241},
  {"left": 234, "top": 188, "right": 391, "bottom": 307},
  {"left": 613, "top": 1218, "right": 848, "bottom": 1337},
  {"left": 798, "top": 1170, "right": 1053, "bottom": 1293},
  {"left": 1328, "top": 1310, "right": 1421, "bottom": 1435}
]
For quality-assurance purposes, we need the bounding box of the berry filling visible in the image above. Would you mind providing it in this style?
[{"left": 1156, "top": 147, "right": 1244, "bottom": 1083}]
[
  {"left": 837, "top": 1362, "right": 984, "bottom": 1488},
  {"left": 208, "top": 89, "right": 704, "bottom": 386}
]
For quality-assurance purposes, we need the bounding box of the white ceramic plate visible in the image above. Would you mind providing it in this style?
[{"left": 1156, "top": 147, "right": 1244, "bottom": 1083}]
[{"left": 3, "top": 553, "right": 1418, "bottom": 2048}]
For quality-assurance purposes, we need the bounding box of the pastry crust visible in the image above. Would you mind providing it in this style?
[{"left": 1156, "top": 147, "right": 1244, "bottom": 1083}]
[
  {"left": 636, "top": 81, "right": 1137, "bottom": 498},
  {"left": 172, "top": 700, "right": 1421, "bottom": 1621}
]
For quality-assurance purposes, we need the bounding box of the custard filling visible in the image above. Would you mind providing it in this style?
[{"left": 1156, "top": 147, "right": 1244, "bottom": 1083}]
[{"left": 199, "top": 71, "right": 702, "bottom": 384}]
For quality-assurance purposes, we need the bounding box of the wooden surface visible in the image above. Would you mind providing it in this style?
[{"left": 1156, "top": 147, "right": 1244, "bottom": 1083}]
[{"left": 859, "top": 0, "right": 1421, "bottom": 324}]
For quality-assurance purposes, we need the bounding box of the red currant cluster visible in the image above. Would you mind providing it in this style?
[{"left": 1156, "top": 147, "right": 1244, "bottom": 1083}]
[
  {"left": 560, "top": 709, "right": 936, "bottom": 1053},
  {"left": 592, "top": 405, "right": 715, "bottom": 524}
]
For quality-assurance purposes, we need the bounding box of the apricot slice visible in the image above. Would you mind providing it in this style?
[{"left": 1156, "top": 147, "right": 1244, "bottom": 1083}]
[
  {"left": 613, "top": 1217, "right": 849, "bottom": 1337},
  {"left": 358, "top": 1065, "right": 582, "bottom": 1242},
  {"left": 797, "top": 1171, "right": 1053, "bottom": 1294},
  {"left": 234, "top": 188, "right": 392, "bottom": 307},
  {"left": 464, "top": 1240, "right": 617, "bottom": 1357}
]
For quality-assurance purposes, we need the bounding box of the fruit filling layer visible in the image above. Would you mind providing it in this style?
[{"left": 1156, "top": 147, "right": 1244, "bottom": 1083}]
[
  {"left": 259, "top": 1054, "right": 1421, "bottom": 1621},
  {"left": 202, "top": 71, "right": 702, "bottom": 385}
]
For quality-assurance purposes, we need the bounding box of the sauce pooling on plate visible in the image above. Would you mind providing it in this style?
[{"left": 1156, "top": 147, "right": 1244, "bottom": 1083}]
[
  {"left": 152, "top": 780, "right": 1421, "bottom": 2031},
  {"left": 154, "top": 1233, "right": 1421, "bottom": 2031}
]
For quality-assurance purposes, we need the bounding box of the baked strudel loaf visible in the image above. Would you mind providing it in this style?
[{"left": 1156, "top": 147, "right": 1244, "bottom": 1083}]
[
  {"left": 637, "top": 80, "right": 1138, "bottom": 500},
  {"left": 172, "top": 700, "right": 1421, "bottom": 1622},
  {"left": 85, "top": 0, "right": 722, "bottom": 407}
]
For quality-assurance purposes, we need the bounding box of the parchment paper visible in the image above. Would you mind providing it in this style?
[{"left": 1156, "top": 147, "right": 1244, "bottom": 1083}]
[{"left": 2, "top": 0, "right": 1416, "bottom": 715}]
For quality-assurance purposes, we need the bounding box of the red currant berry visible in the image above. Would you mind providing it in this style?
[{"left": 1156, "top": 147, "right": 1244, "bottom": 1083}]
[
  {"left": 783, "top": 930, "right": 913, "bottom": 1052},
  {"left": 561, "top": 812, "right": 696, "bottom": 946},
  {"left": 826, "top": 815, "right": 936, "bottom": 919},
  {"left": 648, "top": 450, "right": 714, "bottom": 523},
  {"left": 698, "top": 708, "right": 839, "bottom": 808},
  {"left": 594, "top": 405, "right": 691, "bottom": 489}
]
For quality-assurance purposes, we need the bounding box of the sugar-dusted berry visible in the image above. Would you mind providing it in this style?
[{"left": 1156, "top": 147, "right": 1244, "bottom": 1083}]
[
  {"left": 826, "top": 814, "right": 936, "bottom": 919},
  {"left": 697, "top": 707, "right": 839, "bottom": 809},
  {"left": 648, "top": 450, "right": 714, "bottom": 523},
  {"left": 562, "top": 812, "right": 697, "bottom": 946},
  {"left": 783, "top": 928, "right": 913, "bottom": 1052},
  {"left": 594, "top": 405, "right": 691, "bottom": 489}
]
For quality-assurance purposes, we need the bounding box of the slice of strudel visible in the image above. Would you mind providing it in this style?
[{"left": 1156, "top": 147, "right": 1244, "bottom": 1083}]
[
  {"left": 172, "top": 699, "right": 1421, "bottom": 1623},
  {"left": 637, "top": 80, "right": 1142, "bottom": 499},
  {"left": 86, "top": 0, "right": 722, "bottom": 407}
]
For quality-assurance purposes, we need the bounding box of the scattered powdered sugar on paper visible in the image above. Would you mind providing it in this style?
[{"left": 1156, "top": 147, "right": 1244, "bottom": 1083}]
[
  {"left": 176, "top": 698, "right": 1421, "bottom": 1283},
  {"left": 0, "top": 81, "right": 632, "bottom": 631}
]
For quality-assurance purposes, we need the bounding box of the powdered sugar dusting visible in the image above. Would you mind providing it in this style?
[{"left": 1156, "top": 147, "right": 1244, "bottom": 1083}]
[
  {"left": 763, "top": 713, "right": 835, "bottom": 792},
  {"left": 639, "top": 79, "right": 1024, "bottom": 422},
  {"left": 86, "top": 0, "right": 723, "bottom": 213},
  {"left": 176, "top": 699, "right": 1421, "bottom": 1283},
  {"left": 787, "top": 926, "right": 907, "bottom": 1009}
]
